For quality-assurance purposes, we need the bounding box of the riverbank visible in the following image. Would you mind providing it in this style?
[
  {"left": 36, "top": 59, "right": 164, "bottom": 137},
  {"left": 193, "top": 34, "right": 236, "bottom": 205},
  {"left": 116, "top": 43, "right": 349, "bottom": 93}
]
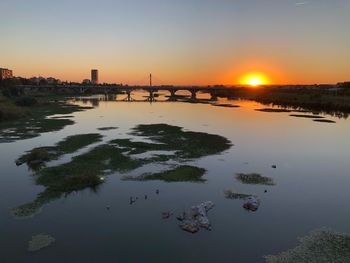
[{"left": 217, "top": 87, "right": 350, "bottom": 118}]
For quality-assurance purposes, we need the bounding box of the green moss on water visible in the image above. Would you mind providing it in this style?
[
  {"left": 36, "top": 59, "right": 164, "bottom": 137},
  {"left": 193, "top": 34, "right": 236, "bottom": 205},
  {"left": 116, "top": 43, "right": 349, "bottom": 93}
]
[
  {"left": 13, "top": 143, "right": 146, "bottom": 218},
  {"left": 122, "top": 165, "right": 206, "bottom": 182},
  {"left": 224, "top": 190, "right": 251, "bottom": 199},
  {"left": 16, "top": 134, "right": 103, "bottom": 168},
  {"left": 37, "top": 144, "right": 144, "bottom": 190},
  {"left": 13, "top": 124, "right": 231, "bottom": 219},
  {"left": 265, "top": 229, "right": 350, "bottom": 263},
  {"left": 128, "top": 124, "right": 232, "bottom": 159},
  {"left": 0, "top": 96, "right": 94, "bottom": 143},
  {"left": 236, "top": 173, "right": 275, "bottom": 185}
]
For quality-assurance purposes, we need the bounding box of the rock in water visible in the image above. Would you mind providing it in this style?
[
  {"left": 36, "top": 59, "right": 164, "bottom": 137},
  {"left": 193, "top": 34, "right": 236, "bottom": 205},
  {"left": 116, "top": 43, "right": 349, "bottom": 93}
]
[
  {"left": 243, "top": 196, "right": 260, "bottom": 212},
  {"left": 162, "top": 212, "right": 173, "bottom": 219},
  {"left": 28, "top": 234, "right": 55, "bottom": 252},
  {"left": 177, "top": 201, "right": 215, "bottom": 233}
]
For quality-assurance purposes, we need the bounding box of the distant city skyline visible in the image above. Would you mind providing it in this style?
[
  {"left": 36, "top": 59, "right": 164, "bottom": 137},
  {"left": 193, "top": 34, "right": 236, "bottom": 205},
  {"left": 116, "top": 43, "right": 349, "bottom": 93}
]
[{"left": 0, "top": 0, "right": 349, "bottom": 85}]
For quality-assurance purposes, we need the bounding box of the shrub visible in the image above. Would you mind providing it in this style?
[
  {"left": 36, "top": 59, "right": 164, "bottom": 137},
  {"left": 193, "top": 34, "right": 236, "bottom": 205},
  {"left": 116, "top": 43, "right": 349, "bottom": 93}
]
[{"left": 15, "top": 97, "right": 38, "bottom": 107}]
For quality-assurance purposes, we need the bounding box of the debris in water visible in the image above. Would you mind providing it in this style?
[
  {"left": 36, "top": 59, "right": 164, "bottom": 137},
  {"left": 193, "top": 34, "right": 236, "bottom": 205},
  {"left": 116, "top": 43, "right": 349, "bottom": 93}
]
[
  {"left": 162, "top": 212, "right": 173, "bottom": 219},
  {"left": 272, "top": 165, "right": 277, "bottom": 169}
]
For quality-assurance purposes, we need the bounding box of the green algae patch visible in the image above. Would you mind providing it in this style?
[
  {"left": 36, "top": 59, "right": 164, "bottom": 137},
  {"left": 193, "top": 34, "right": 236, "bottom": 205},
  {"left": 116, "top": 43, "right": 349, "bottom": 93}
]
[
  {"left": 111, "top": 138, "right": 168, "bottom": 155},
  {"left": 37, "top": 144, "right": 144, "bottom": 190},
  {"left": 13, "top": 144, "right": 146, "bottom": 219},
  {"left": 289, "top": 114, "right": 324, "bottom": 119},
  {"left": 123, "top": 165, "right": 206, "bottom": 182},
  {"left": 256, "top": 108, "right": 292, "bottom": 113},
  {"left": 16, "top": 133, "right": 103, "bottom": 169},
  {"left": 0, "top": 97, "right": 93, "bottom": 143},
  {"left": 236, "top": 173, "right": 275, "bottom": 185},
  {"left": 127, "top": 124, "right": 232, "bottom": 159},
  {"left": 265, "top": 229, "right": 350, "bottom": 263},
  {"left": 98, "top": 127, "right": 118, "bottom": 131},
  {"left": 13, "top": 124, "right": 231, "bottom": 219},
  {"left": 28, "top": 234, "right": 55, "bottom": 252},
  {"left": 12, "top": 190, "right": 62, "bottom": 219},
  {"left": 313, "top": 119, "right": 336, "bottom": 123},
  {"left": 224, "top": 190, "right": 252, "bottom": 200}
]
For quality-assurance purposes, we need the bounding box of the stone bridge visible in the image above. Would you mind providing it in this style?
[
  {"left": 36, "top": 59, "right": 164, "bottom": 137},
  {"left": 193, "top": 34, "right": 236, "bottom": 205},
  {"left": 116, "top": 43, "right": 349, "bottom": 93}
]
[{"left": 18, "top": 85, "right": 234, "bottom": 101}]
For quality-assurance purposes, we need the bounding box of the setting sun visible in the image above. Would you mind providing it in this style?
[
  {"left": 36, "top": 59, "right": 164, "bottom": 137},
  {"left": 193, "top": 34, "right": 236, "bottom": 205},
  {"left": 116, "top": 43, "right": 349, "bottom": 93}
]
[{"left": 240, "top": 73, "right": 269, "bottom": 87}]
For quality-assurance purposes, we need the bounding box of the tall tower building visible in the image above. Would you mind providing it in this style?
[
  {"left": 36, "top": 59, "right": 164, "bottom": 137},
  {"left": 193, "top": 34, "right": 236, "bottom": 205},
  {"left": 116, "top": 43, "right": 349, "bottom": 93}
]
[{"left": 91, "top": 69, "right": 99, "bottom": 84}]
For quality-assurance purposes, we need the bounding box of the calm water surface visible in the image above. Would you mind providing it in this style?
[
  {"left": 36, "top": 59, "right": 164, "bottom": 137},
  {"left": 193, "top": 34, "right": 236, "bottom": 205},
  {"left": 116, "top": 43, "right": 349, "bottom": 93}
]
[{"left": 1, "top": 92, "right": 349, "bottom": 263}]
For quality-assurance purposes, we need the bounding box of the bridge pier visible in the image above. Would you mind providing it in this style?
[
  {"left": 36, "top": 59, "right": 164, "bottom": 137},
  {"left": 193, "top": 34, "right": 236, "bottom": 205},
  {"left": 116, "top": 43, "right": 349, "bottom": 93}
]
[
  {"left": 210, "top": 90, "right": 218, "bottom": 101},
  {"left": 190, "top": 89, "right": 197, "bottom": 100},
  {"left": 126, "top": 90, "right": 133, "bottom": 102}
]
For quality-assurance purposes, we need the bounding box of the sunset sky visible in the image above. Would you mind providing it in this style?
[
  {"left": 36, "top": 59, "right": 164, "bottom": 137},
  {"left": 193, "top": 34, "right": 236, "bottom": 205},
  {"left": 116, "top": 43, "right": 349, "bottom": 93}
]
[{"left": 0, "top": 0, "right": 349, "bottom": 85}]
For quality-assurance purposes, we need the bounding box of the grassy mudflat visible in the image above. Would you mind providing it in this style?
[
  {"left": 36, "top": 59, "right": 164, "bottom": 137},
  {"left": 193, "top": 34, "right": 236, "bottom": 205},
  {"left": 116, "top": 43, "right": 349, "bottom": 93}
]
[
  {"left": 236, "top": 173, "right": 275, "bottom": 185},
  {"left": 123, "top": 165, "right": 206, "bottom": 182},
  {"left": 224, "top": 190, "right": 251, "bottom": 199},
  {"left": 0, "top": 96, "right": 93, "bottom": 142},
  {"left": 265, "top": 229, "right": 350, "bottom": 263},
  {"left": 13, "top": 123, "right": 231, "bottom": 218},
  {"left": 16, "top": 134, "right": 103, "bottom": 169}
]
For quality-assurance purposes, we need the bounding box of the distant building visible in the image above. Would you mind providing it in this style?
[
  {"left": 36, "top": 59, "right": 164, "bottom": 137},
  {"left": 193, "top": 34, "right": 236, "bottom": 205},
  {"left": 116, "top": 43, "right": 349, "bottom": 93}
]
[
  {"left": 91, "top": 69, "right": 99, "bottom": 84},
  {"left": 82, "top": 79, "right": 91, "bottom": 85},
  {"left": 0, "top": 68, "right": 13, "bottom": 81}
]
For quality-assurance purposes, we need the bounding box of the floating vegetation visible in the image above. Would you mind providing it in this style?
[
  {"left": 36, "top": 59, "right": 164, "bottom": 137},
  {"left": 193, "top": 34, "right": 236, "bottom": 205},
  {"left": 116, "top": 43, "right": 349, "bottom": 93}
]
[
  {"left": 0, "top": 97, "right": 94, "bottom": 143},
  {"left": 126, "top": 123, "right": 232, "bottom": 159},
  {"left": 98, "top": 127, "right": 118, "bottom": 131},
  {"left": 236, "top": 173, "right": 275, "bottom": 185},
  {"left": 212, "top": 103, "right": 240, "bottom": 108},
  {"left": 13, "top": 144, "right": 145, "bottom": 218},
  {"left": 123, "top": 165, "right": 206, "bottom": 182},
  {"left": 264, "top": 229, "right": 350, "bottom": 263},
  {"left": 289, "top": 114, "right": 324, "bottom": 119},
  {"left": 16, "top": 134, "right": 103, "bottom": 169},
  {"left": 13, "top": 124, "right": 231, "bottom": 219},
  {"left": 256, "top": 108, "right": 292, "bottom": 113},
  {"left": 28, "top": 234, "right": 55, "bottom": 252},
  {"left": 313, "top": 119, "right": 336, "bottom": 123},
  {"left": 224, "top": 190, "right": 251, "bottom": 200}
]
